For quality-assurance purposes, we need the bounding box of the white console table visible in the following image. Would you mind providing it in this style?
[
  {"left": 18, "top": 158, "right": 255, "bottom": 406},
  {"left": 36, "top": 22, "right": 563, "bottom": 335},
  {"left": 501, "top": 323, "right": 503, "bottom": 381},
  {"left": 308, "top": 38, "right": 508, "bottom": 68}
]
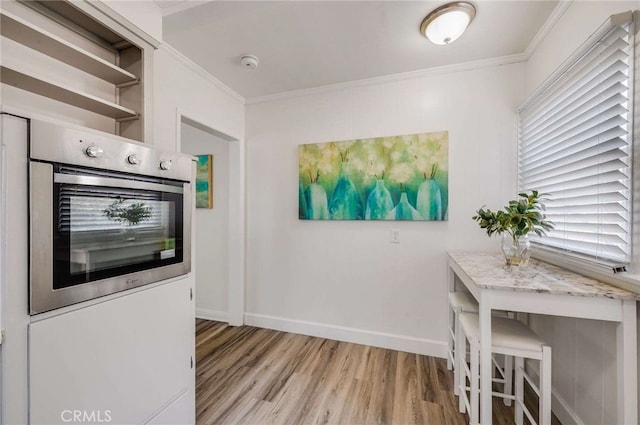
[{"left": 448, "top": 251, "right": 638, "bottom": 425}]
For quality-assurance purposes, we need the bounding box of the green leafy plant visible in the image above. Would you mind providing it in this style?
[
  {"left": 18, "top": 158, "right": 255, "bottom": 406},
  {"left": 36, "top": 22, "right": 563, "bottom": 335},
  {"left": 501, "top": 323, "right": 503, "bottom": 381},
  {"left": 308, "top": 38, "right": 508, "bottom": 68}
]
[
  {"left": 104, "top": 199, "right": 152, "bottom": 226},
  {"left": 472, "top": 190, "right": 554, "bottom": 241}
]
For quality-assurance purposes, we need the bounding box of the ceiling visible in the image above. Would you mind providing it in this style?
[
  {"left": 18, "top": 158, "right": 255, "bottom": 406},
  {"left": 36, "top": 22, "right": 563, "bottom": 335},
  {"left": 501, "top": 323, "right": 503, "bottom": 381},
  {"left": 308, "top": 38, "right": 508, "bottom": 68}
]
[{"left": 161, "top": 1, "right": 559, "bottom": 100}]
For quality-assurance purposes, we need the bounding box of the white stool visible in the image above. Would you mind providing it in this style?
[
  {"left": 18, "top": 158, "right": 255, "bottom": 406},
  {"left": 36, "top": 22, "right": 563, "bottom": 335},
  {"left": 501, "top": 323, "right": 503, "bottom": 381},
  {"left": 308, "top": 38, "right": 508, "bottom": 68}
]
[
  {"left": 458, "top": 312, "right": 552, "bottom": 425},
  {"left": 448, "top": 292, "right": 479, "bottom": 368},
  {"left": 448, "top": 292, "right": 478, "bottom": 396},
  {"left": 448, "top": 292, "right": 513, "bottom": 401}
]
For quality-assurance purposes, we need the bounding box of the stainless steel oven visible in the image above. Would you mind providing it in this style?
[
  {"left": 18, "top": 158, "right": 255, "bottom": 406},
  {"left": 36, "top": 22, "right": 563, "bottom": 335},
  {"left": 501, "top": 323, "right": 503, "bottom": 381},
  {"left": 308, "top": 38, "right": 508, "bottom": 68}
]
[{"left": 29, "top": 120, "right": 192, "bottom": 314}]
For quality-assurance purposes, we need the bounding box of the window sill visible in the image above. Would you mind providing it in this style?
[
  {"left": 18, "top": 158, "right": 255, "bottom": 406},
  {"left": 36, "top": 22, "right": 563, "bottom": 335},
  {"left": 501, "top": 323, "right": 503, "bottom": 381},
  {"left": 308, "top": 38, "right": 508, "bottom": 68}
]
[{"left": 531, "top": 247, "right": 640, "bottom": 295}]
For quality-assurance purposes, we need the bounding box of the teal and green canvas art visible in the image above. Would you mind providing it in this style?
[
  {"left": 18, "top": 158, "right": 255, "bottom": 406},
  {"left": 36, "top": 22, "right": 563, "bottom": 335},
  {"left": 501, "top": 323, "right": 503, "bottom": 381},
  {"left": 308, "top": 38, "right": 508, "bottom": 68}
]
[
  {"left": 298, "top": 131, "right": 448, "bottom": 221},
  {"left": 196, "top": 154, "right": 213, "bottom": 209}
]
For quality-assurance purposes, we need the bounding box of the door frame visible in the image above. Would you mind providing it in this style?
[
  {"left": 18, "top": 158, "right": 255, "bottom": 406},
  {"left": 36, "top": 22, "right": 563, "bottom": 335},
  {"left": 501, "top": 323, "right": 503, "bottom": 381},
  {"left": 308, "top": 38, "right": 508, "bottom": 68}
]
[{"left": 175, "top": 108, "right": 245, "bottom": 326}]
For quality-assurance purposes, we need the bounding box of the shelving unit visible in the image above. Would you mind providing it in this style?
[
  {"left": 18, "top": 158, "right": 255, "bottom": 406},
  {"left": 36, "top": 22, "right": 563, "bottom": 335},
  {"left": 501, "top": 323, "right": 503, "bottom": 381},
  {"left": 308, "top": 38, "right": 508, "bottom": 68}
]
[
  {"left": 0, "top": 66, "right": 139, "bottom": 120},
  {"left": 1, "top": 12, "right": 138, "bottom": 86},
  {"left": 0, "top": 1, "right": 147, "bottom": 141}
]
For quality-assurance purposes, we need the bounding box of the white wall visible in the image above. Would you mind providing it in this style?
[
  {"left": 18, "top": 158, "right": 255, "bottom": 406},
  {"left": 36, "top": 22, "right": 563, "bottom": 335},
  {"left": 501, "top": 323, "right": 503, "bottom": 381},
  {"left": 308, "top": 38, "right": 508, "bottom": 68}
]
[
  {"left": 524, "top": 2, "right": 639, "bottom": 424},
  {"left": 245, "top": 63, "right": 524, "bottom": 356},
  {"left": 181, "top": 123, "right": 230, "bottom": 321},
  {"left": 154, "top": 45, "right": 246, "bottom": 325},
  {"left": 153, "top": 46, "right": 245, "bottom": 151}
]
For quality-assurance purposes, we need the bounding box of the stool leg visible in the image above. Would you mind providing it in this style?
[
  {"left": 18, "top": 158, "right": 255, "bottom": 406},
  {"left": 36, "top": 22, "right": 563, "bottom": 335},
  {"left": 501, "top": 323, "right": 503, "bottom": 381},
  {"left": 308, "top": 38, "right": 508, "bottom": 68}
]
[
  {"left": 470, "top": 337, "right": 480, "bottom": 425},
  {"left": 491, "top": 355, "right": 497, "bottom": 379},
  {"left": 503, "top": 355, "right": 513, "bottom": 406},
  {"left": 447, "top": 304, "right": 454, "bottom": 370},
  {"left": 540, "top": 346, "right": 552, "bottom": 425},
  {"left": 453, "top": 309, "right": 461, "bottom": 396},
  {"left": 515, "top": 357, "right": 524, "bottom": 425},
  {"left": 458, "top": 328, "right": 466, "bottom": 413}
]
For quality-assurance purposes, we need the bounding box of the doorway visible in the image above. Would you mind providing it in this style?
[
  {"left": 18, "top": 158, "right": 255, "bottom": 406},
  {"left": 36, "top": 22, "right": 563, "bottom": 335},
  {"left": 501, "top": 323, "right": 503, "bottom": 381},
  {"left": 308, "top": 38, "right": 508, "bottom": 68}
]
[{"left": 177, "top": 114, "right": 244, "bottom": 326}]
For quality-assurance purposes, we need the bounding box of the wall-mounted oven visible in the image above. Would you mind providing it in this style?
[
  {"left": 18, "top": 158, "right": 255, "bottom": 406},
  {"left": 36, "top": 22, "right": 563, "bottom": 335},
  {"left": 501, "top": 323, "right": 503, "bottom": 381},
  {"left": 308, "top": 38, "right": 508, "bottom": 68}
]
[{"left": 29, "top": 120, "right": 193, "bottom": 314}]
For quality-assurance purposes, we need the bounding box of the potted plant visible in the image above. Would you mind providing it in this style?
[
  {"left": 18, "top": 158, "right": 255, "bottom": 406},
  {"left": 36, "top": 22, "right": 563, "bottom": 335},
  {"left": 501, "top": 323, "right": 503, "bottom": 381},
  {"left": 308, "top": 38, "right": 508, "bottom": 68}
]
[
  {"left": 472, "top": 190, "right": 553, "bottom": 266},
  {"left": 104, "top": 199, "right": 152, "bottom": 241}
]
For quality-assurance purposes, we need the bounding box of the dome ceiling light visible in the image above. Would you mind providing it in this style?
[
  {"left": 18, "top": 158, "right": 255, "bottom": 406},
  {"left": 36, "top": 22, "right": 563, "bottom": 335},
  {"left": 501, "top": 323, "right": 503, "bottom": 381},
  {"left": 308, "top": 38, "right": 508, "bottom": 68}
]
[{"left": 420, "top": 2, "right": 476, "bottom": 45}]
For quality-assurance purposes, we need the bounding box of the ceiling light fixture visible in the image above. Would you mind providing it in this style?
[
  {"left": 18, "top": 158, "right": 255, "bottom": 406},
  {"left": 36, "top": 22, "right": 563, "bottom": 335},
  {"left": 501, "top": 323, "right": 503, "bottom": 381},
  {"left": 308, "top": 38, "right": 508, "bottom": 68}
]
[{"left": 420, "top": 2, "right": 476, "bottom": 45}]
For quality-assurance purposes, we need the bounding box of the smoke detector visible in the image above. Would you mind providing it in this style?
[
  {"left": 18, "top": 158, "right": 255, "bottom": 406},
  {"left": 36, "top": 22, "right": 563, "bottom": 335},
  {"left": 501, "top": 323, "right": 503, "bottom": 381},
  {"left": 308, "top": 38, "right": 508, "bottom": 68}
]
[{"left": 240, "top": 55, "right": 259, "bottom": 70}]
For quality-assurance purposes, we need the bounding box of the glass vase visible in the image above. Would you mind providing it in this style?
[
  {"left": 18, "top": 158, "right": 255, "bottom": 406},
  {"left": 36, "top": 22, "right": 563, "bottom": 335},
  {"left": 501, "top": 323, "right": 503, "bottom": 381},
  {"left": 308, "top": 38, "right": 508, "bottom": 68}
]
[
  {"left": 329, "top": 162, "right": 363, "bottom": 220},
  {"left": 304, "top": 183, "right": 329, "bottom": 219},
  {"left": 299, "top": 181, "right": 308, "bottom": 219},
  {"left": 385, "top": 192, "right": 422, "bottom": 221},
  {"left": 120, "top": 226, "right": 136, "bottom": 242},
  {"left": 365, "top": 179, "right": 394, "bottom": 220},
  {"left": 501, "top": 233, "right": 531, "bottom": 266},
  {"left": 416, "top": 178, "right": 442, "bottom": 220}
]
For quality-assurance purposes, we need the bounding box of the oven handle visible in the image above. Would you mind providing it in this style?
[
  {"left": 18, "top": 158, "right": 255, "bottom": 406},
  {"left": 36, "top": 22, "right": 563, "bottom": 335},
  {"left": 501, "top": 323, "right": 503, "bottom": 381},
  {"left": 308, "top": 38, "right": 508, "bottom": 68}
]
[{"left": 54, "top": 173, "right": 184, "bottom": 194}]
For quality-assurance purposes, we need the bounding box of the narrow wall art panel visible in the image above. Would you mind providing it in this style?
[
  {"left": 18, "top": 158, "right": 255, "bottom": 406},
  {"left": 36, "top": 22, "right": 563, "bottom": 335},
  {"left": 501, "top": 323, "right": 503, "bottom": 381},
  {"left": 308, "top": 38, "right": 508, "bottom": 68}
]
[
  {"left": 196, "top": 154, "right": 213, "bottom": 209},
  {"left": 299, "top": 131, "right": 448, "bottom": 221}
]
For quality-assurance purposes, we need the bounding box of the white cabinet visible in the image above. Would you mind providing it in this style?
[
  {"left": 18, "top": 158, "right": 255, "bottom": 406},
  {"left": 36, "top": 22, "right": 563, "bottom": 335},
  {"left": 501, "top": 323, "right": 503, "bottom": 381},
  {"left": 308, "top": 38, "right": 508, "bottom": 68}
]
[
  {"left": 29, "top": 278, "right": 195, "bottom": 425},
  {"left": 0, "top": 113, "right": 30, "bottom": 425},
  {"left": 146, "top": 387, "right": 195, "bottom": 425}
]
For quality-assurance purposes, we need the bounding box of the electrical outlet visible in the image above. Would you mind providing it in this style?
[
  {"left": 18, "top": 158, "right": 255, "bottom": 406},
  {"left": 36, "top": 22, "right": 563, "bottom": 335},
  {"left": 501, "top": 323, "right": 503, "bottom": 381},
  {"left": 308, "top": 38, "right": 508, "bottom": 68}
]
[{"left": 391, "top": 229, "right": 400, "bottom": 243}]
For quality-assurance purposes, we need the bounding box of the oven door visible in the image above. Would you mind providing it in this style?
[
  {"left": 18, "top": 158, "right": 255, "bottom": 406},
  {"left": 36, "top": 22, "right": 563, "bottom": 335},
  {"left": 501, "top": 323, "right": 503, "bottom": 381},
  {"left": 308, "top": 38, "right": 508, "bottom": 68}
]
[{"left": 30, "top": 162, "right": 192, "bottom": 314}]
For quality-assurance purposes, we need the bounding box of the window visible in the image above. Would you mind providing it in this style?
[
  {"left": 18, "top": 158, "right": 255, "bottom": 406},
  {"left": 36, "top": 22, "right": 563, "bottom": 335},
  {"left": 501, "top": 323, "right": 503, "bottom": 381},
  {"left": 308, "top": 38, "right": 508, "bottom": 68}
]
[{"left": 518, "top": 13, "right": 634, "bottom": 265}]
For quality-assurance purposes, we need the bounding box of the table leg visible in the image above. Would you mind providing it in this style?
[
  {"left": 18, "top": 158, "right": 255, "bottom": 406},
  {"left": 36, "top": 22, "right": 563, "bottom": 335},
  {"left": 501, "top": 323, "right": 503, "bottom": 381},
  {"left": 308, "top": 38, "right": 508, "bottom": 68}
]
[
  {"left": 617, "top": 300, "right": 637, "bottom": 425},
  {"left": 479, "top": 293, "right": 492, "bottom": 425},
  {"left": 447, "top": 264, "right": 455, "bottom": 370},
  {"left": 448, "top": 262, "right": 455, "bottom": 292}
]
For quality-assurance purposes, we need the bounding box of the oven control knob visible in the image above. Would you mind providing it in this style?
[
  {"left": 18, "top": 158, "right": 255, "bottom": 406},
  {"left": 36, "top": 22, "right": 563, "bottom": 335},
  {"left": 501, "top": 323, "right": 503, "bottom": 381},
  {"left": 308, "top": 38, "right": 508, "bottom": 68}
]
[
  {"left": 85, "top": 146, "right": 103, "bottom": 158},
  {"left": 159, "top": 160, "right": 172, "bottom": 171},
  {"left": 127, "top": 154, "right": 141, "bottom": 165}
]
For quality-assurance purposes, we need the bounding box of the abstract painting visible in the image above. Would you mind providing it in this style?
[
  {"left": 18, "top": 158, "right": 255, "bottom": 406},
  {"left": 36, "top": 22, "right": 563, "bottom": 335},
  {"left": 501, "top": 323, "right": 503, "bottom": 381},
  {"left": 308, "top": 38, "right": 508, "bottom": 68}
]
[
  {"left": 298, "top": 131, "right": 448, "bottom": 221},
  {"left": 196, "top": 154, "right": 213, "bottom": 209}
]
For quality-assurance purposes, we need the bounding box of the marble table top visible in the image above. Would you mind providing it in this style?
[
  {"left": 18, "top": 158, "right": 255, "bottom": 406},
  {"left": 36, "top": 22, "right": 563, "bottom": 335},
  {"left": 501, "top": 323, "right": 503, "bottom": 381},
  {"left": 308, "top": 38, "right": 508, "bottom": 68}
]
[{"left": 448, "top": 250, "right": 640, "bottom": 301}]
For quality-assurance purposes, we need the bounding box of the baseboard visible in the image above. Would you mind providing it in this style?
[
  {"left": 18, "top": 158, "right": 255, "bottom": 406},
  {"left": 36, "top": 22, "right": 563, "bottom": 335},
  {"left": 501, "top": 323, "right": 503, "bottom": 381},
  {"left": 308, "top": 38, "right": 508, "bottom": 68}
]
[
  {"left": 526, "top": 363, "right": 586, "bottom": 425},
  {"left": 196, "top": 308, "right": 228, "bottom": 323},
  {"left": 551, "top": 392, "right": 586, "bottom": 425},
  {"left": 244, "top": 313, "right": 447, "bottom": 358}
]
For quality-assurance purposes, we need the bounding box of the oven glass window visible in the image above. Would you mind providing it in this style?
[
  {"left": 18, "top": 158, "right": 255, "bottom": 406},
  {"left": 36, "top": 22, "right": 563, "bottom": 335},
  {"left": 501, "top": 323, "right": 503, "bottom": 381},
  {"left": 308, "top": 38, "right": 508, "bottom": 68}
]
[{"left": 53, "top": 176, "right": 184, "bottom": 289}]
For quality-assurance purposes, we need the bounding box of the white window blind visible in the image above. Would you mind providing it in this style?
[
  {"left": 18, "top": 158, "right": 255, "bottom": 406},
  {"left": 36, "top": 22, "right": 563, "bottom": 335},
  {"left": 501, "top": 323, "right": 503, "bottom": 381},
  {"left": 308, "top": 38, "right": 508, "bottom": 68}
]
[
  {"left": 518, "top": 14, "right": 634, "bottom": 265},
  {"left": 68, "top": 196, "right": 168, "bottom": 232}
]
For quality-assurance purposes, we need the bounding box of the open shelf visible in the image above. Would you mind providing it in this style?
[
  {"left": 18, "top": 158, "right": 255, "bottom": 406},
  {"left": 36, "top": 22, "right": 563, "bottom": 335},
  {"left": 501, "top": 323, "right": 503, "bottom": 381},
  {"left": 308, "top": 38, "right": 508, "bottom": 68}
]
[
  {"left": 1, "top": 1, "right": 146, "bottom": 141},
  {"left": 1, "top": 11, "right": 138, "bottom": 85},
  {"left": 1, "top": 65, "right": 139, "bottom": 120}
]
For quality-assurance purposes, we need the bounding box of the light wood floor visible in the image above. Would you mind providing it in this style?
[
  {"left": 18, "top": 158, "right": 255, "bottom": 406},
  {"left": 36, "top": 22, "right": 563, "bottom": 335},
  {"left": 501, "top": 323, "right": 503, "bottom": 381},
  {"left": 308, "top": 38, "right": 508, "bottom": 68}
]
[{"left": 196, "top": 320, "right": 561, "bottom": 425}]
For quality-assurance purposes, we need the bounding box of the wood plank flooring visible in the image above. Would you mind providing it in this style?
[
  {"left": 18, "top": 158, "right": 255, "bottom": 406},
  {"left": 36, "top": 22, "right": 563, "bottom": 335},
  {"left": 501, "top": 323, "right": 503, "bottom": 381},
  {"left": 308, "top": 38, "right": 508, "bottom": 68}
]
[{"left": 196, "top": 320, "right": 561, "bottom": 425}]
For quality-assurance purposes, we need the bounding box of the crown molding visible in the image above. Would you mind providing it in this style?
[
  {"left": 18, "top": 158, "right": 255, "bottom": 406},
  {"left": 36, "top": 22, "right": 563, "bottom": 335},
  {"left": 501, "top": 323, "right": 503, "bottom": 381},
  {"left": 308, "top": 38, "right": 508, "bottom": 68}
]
[
  {"left": 157, "top": 1, "right": 210, "bottom": 17},
  {"left": 85, "top": 1, "right": 162, "bottom": 48},
  {"left": 159, "top": 43, "right": 246, "bottom": 104},
  {"left": 246, "top": 53, "right": 527, "bottom": 105},
  {"left": 523, "top": 0, "right": 573, "bottom": 59}
]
